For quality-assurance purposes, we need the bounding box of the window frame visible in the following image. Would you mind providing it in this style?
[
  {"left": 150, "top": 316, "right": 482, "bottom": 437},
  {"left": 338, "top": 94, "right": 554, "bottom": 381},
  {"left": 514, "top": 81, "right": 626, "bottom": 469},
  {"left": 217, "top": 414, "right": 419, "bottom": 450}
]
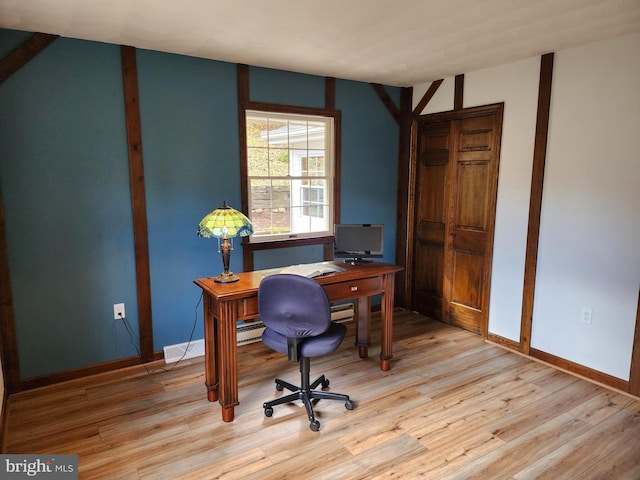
[{"left": 240, "top": 103, "right": 341, "bottom": 248}]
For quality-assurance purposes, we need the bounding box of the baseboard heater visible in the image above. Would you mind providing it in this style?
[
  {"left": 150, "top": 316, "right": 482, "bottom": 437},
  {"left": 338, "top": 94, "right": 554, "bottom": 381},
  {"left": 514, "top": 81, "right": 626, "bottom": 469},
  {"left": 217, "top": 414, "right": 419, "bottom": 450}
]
[
  {"left": 163, "top": 338, "right": 205, "bottom": 364},
  {"left": 236, "top": 302, "right": 355, "bottom": 346},
  {"left": 163, "top": 303, "right": 356, "bottom": 363}
]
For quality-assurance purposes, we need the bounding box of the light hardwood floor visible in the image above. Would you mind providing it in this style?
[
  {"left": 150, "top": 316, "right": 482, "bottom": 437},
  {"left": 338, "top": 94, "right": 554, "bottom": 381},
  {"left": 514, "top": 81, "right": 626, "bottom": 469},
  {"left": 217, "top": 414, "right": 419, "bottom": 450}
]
[{"left": 4, "top": 310, "right": 640, "bottom": 479}]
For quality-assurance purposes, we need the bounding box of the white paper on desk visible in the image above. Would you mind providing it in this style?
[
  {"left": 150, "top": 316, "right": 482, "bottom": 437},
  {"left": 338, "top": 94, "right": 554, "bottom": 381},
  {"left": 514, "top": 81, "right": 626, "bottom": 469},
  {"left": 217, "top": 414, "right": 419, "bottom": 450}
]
[{"left": 279, "top": 262, "right": 345, "bottom": 278}]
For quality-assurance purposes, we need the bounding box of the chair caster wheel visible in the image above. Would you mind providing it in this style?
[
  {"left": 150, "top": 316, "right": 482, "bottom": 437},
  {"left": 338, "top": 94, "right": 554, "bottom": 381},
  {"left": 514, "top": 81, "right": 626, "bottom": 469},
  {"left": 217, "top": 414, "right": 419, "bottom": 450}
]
[
  {"left": 275, "top": 383, "right": 284, "bottom": 391},
  {"left": 264, "top": 407, "right": 273, "bottom": 417},
  {"left": 345, "top": 400, "right": 355, "bottom": 410},
  {"left": 321, "top": 378, "right": 330, "bottom": 388},
  {"left": 310, "top": 420, "right": 320, "bottom": 431}
]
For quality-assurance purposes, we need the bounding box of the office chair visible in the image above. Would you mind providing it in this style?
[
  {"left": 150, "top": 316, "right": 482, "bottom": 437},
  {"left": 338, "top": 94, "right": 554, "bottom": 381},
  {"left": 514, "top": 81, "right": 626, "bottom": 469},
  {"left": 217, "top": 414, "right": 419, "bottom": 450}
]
[{"left": 258, "top": 273, "right": 355, "bottom": 431}]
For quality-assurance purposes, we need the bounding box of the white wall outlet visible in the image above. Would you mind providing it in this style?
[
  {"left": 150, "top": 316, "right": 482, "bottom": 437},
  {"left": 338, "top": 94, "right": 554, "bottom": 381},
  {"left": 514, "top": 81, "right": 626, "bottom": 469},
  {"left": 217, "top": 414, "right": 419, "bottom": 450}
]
[
  {"left": 581, "top": 307, "right": 592, "bottom": 324},
  {"left": 113, "top": 303, "right": 125, "bottom": 320}
]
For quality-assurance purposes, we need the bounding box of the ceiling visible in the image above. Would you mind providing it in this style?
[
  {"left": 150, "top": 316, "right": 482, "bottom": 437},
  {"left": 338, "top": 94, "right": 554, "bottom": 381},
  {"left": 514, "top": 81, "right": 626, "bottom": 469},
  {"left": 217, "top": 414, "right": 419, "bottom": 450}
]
[{"left": 1, "top": 0, "right": 639, "bottom": 87}]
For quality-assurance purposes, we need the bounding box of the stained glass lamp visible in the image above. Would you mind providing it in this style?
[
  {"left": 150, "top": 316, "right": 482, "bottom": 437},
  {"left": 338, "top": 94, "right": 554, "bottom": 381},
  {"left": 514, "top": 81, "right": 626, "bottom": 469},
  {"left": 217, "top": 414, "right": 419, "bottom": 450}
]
[{"left": 197, "top": 201, "right": 253, "bottom": 283}]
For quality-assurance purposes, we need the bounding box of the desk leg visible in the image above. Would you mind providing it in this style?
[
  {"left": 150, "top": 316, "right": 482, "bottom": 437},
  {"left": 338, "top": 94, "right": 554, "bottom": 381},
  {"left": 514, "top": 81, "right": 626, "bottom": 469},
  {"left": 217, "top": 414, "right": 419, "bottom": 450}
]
[
  {"left": 217, "top": 300, "right": 239, "bottom": 422},
  {"left": 379, "top": 272, "right": 395, "bottom": 371},
  {"left": 354, "top": 296, "right": 371, "bottom": 358},
  {"left": 203, "top": 294, "right": 219, "bottom": 402}
]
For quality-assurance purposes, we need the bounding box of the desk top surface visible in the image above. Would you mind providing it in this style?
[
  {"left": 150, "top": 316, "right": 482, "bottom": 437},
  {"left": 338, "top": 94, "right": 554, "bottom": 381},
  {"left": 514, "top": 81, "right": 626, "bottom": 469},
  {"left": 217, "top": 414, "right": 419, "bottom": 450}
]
[{"left": 194, "top": 261, "right": 402, "bottom": 300}]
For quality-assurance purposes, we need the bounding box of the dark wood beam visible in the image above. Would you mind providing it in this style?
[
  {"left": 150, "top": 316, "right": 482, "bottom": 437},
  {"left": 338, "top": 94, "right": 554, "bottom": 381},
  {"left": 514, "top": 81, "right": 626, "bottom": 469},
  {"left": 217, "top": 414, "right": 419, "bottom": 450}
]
[
  {"left": 330, "top": 79, "right": 342, "bottom": 238},
  {"left": 394, "top": 87, "right": 413, "bottom": 308},
  {"left": 325, "top": 77, "right": 336, "bottom": 111},
  {"left": 413, "top": 79, "right": 443, "bottom": 115},
  {"left": 454, "top": 74, "right": 464, "bottom": 110},
  {"left": 237, "top": 63, "right": 250, "bottom": 102},
  {"left": 520, "top": 53, "right": 554, "bottom": 354},
  {"left": 0, "top": 33, "right": 58, "bottom": 84},
  {"left": 120, "top": 46, "right": 154, "bottom": 363},
  {"left": 237, "top": 64, "right": 250, "bottom": 216},
  {"left": 371, "top": 83, "right": 400, "bottom": 124},
  {"left": 237, "top": 64, "right": 253, "bottom": 272},
  {"left": 0, "top": 195, "right": 21, "bottom": 394}
]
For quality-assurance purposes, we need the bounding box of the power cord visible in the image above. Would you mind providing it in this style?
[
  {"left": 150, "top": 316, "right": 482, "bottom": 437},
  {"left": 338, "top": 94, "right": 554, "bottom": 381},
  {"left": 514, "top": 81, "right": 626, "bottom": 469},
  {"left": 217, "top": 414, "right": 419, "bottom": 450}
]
[{"left": 115, "top": 292, "right": 202, "bottom": 375}]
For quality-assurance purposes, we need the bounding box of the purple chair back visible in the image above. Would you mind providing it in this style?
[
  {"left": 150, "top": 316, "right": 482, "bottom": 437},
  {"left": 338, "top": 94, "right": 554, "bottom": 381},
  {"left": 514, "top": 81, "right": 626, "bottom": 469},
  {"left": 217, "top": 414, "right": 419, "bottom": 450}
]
[{"left": 258, "top": 274, "right": 331, "bottom": 339}]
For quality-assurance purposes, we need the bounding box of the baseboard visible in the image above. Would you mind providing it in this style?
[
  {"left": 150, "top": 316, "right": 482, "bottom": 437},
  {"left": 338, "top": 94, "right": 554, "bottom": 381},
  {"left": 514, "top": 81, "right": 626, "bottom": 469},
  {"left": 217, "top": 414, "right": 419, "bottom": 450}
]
[
  {"left": 486, "top": 332, "right": 521, "bottom": 352},
  {"left": 19, "top": 352, "right": 164, "bottom": 391},
  {"left": 529, "top": 347, "right": 629, "bottom": 393},
  {"left": 486, "top": 332, "right": 633, "bottom": 396}
]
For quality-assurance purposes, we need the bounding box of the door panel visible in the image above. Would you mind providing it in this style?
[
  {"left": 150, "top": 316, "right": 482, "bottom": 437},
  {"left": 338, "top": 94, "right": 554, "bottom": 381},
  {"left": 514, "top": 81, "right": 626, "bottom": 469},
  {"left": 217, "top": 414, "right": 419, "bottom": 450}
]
[
  {"left": 443, "top": 112, "right": 501, "bottom": 334},
  {"left": 413, "top": 242, "right": 444, "bottom": 319},
  {"left": 449, "top": 249, "right": 483, "bottom": 333},
  {"left": 451, "top": 250, "right": 483, "bottom": 309},
  {"left": 455, "top": 161, "right": 489, "bottom": 229},
  {"left": 412, "top": 120, "right": 450, "bottom": 320},
  {"left": 419, "top": 166, "right": 447, "bottom": 223}
]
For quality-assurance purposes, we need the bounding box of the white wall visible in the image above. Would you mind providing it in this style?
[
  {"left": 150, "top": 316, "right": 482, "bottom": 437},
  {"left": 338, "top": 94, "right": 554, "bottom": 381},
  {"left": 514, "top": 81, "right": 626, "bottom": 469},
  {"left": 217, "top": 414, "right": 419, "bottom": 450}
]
[
  {"left": 531, "top": 33, "right": 640, "bottom": 380},
  {"left": 413, "top": 32, "right": 640, "bottom": 381},
  {"left": 413, "top": 77, "right": 454, "bottom": 114},
  {"left": 465, "top": 58, "right": 540, "bottom": 342}
]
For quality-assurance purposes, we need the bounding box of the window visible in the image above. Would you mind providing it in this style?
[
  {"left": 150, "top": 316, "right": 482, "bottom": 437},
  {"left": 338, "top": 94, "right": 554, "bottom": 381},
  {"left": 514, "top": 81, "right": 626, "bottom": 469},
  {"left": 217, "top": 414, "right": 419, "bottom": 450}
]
[
  {"left": 245, "top": 110, "right": 335, "bottom": 243},
  {"left": 301, "top": 156, "right": 325, "bottom": 218}
]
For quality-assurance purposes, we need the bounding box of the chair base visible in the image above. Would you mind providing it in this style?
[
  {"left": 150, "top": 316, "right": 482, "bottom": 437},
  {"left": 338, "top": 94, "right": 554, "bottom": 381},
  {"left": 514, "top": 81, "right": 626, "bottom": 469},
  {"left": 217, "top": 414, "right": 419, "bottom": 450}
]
[{"left": 263, "top": 358, "right": 354, "bottom": 431}]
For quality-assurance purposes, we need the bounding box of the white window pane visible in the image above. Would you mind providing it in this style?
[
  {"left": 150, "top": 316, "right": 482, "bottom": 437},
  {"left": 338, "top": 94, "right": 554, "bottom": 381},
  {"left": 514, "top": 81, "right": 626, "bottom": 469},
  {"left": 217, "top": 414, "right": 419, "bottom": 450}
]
[
  {"left": 266, "top": 119, "right": 289, "bottom": 148},
  {"left": 269, "top": 149, "right": 289, "bottom": 177},
  {"left": 247, "top": 148, "right": 268, "bottom": 176},
  {"left": 246, "top": 118, "right": 268, "bottom": 147}
]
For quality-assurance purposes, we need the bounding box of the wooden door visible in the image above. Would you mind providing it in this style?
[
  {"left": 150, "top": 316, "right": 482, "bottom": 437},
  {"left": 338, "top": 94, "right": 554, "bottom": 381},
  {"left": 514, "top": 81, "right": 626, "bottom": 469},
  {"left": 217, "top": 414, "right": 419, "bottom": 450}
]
[
  {"left": 412, "top": 105, "right": 502, "bottom": 335},
  {"left": 412, "top": 120, "right": 451, "bottom": 320}
]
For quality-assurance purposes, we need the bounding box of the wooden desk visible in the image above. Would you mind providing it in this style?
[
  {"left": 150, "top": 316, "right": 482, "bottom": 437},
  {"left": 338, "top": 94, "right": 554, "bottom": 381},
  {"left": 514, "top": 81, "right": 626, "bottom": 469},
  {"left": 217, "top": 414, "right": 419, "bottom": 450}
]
[{"left": 194, "top": 261, "right": 403, "bottom": 422}]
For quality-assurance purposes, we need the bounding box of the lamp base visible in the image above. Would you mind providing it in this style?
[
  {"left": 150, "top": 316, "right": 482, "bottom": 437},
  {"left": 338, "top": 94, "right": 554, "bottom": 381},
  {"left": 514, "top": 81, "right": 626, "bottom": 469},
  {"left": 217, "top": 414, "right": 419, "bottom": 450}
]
[{"left": 214, "top": 272, "right": 240, "bottom": 283}]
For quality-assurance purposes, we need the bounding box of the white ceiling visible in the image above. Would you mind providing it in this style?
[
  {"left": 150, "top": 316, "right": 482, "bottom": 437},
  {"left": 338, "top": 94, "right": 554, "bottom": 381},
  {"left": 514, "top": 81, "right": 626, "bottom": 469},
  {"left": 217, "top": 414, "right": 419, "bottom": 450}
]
[{"left": 1, "top": 0, "right": 639, "bottom": 87}]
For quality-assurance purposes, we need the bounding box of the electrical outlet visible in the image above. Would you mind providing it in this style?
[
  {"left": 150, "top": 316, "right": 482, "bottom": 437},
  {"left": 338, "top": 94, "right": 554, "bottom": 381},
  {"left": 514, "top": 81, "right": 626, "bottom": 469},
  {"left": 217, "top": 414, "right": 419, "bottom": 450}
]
[
  {"left": 581, "top": 307, "right": 592, "bottom": 324},
  {"left": 113, "top": 303, "right": 125, "bottom": 320}
]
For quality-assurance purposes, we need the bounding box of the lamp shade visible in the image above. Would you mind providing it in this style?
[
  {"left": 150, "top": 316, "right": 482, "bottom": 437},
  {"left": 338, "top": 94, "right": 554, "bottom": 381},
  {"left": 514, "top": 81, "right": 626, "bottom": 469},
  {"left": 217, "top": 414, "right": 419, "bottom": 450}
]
[
  {"left": 197, "top": 201, "right": 253, "bottom": 239},
  {"left": 197, "top": 201, "right": 253, "bottom": 283}
]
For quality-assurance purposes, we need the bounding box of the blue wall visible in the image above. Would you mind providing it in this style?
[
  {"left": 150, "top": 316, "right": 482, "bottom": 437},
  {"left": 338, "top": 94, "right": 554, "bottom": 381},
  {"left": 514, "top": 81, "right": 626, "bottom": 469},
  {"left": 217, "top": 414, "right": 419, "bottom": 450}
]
[{"left": 0, "top": 29, "right": 400, "bottom": 379}]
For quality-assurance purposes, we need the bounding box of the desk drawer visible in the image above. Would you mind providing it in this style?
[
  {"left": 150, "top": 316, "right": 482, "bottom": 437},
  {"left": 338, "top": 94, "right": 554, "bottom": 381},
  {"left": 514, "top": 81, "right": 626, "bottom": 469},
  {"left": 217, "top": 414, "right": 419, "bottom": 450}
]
[
  {"left": 208, "top": 296, "right": 260, "bottom": 321},
  {"left": 323, "top": 276, "right": 382, "bottom": 301},
  {"left": 238, "top": 298, "right": 259, "bottom": 320}
]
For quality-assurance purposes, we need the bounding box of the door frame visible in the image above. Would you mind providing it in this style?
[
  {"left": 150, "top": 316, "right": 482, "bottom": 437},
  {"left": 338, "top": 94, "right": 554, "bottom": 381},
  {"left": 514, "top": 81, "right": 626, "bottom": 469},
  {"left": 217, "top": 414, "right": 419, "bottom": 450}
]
[{"left": 406, "top": 103, "right": 503, "bottom": 337}]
